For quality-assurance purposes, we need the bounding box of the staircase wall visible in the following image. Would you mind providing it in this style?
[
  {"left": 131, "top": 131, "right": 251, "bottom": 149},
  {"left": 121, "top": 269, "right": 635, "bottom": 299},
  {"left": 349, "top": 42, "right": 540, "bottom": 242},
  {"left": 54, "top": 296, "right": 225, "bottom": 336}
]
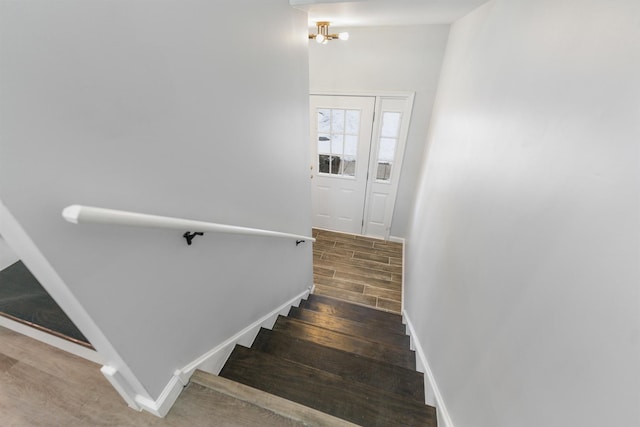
[
  {"left": 405, "top": 0, "right": 640, "bottom": 426},
  {"left": 0, "top": 0, "right": 312, "bottom": 405}
]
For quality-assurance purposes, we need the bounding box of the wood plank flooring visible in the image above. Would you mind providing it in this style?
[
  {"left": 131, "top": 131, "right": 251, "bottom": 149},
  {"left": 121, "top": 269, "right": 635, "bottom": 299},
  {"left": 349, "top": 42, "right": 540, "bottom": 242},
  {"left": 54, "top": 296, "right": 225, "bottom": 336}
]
[
  {"left": 312, "top": 228, "right": 403, "bottom": 314},
  {"left": 0, "top": 325, "right": 307, "bottom": 426}
]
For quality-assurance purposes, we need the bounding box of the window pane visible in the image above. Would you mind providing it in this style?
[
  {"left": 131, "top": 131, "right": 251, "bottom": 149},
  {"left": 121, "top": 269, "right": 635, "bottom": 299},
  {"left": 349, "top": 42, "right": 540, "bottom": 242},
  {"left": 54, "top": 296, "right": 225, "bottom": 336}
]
[
  {"left": 343, "top": 158, "right": 356, "bottom": 176},
  {"left": 381, "top": 112, "right": 401, "bottom": 138},
  {"left": 317, "top": 109, "right": 331, "bottom": 132},
  {"left": 330, "top": 134, "right": 344, "bottom": 155},
  {"left": 318, "top": 134, "right": 330, "bottom": 153},
  {"left": 330, "top": 156, "right": 341, "bottom": 174},
  {"left": 316, "top": 107, "right": 361, "bottom": 178},
  {"left": 344, "top": 135, "right": 357, "bottom": 156},
  {"left": 376, "top": 162, "right": 392, "bottom": 180},
  {"left": 331, "top": 109, "right": 345, "bottom": 133},
  {"left": 345, "top": 110, "right": 360, "bottom": 134},
  {"left": 378, "top": 138, "right": 397, "bottom": 162},
  {"left": 319, "top": 155, "right": 330, "bottom": 173}
]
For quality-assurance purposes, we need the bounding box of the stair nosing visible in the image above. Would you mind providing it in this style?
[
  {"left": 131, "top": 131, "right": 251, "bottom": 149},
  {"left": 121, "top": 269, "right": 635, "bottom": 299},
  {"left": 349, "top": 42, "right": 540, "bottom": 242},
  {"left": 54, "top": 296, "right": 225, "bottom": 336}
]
[{"left": 191, "top": 369, "right": 360, "bottom": 427}]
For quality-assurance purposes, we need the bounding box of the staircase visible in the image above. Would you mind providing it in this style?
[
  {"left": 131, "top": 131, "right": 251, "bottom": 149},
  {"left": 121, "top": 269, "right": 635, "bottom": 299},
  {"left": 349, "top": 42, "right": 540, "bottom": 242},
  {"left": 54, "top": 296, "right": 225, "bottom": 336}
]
[{"left": 213, "top": 294, "right": 437, "bottom": 426}]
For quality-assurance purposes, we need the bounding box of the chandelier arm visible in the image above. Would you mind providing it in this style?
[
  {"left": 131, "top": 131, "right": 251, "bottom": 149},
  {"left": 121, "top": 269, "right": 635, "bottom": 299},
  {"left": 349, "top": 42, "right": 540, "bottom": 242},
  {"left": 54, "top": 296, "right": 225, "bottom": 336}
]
[{"left": 308, "top": 22, "right": 347, "bottom": 43}]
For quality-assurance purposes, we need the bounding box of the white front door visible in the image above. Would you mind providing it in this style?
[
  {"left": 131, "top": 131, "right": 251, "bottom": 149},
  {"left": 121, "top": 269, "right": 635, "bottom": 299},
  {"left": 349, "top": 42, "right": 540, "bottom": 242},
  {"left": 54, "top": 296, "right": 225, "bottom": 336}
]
[
  {"left": 309, "top": 95, "right": 375, "bottom": 234},
  {"left": 310, "top": 93, "right": 414, "bottom": 239}
]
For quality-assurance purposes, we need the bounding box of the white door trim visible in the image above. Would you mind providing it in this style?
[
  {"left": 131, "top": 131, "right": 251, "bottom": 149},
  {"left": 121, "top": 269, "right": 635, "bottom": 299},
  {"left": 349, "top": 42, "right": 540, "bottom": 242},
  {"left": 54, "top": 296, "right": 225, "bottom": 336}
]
[{"left": 311, "top": 90, "right": 415, "bottom": 99}]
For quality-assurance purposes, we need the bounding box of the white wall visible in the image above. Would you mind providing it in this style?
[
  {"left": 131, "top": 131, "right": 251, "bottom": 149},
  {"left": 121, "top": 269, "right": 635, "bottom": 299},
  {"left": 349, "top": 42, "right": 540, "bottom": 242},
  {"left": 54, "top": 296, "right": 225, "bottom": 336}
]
[
  {"left": 0, "top": 0, "right": 312, "bottom": 400},
  {"left": 309, "top": 25, "right": 450, "bottom": 238},
  {"left": 405, "top": 0, "right": 640, "bottom": 426},
  {"left": 0, "top": 236, "right": 19, "bottom": 271}
]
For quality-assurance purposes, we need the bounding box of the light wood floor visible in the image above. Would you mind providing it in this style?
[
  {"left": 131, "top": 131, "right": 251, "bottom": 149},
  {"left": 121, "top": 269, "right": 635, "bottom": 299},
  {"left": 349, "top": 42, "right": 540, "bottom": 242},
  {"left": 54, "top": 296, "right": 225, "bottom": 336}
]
[
  {"left": 312, "top": 228, "right": 403, "bottom": 314},
  {"left": 0, "top": 326, "right": 305, "bottom": 426}
]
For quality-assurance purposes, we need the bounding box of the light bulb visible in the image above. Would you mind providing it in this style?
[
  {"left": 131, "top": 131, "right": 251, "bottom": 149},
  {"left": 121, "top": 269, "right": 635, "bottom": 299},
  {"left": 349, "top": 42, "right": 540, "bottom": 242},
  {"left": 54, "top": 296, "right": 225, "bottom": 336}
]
[
  {"left": 315, "top": 34, "right": 325, "bottom": 44},
  {"left": 338, "top": 32, "right": 349, "bottom": 41},
  {"left": 322, "top": 38, "right": 328, "bottom": 45}
]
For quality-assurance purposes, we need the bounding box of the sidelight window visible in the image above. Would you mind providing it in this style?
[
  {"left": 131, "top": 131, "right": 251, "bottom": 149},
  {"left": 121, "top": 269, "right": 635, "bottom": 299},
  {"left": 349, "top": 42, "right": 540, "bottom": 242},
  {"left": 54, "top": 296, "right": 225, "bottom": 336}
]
[{"left": 375, "top": 112, "right": 402, "bottom": 182}]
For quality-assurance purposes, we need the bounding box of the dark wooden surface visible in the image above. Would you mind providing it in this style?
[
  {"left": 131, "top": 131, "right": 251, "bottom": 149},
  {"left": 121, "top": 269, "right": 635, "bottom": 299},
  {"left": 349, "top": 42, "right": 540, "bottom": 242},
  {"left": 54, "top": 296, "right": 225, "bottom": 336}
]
[
  {"left": 220, "top": 295, "right": 437, "bottom": 427},
  {"left": 301, "top": 294, "right": 406, "bottom": 334},
  {"left": 272, "top": 316, "right": 416, "bottom": 370},
  {"left": 252, "top": 328, "right": 425, "bottom": 402},
  {"left": 287, "top": 306, "right": 410, "bottom": 348},
  {"left": 219, "top": 294, "right": 436, "bottom": 426},
  {"left": 220, "top": 345, "right": 436, "bottom": 427}
]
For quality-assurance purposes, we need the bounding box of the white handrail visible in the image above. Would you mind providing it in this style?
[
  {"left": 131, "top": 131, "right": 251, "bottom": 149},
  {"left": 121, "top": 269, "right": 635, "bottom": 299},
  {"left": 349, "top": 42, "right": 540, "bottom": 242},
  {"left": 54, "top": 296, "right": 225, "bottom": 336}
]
[{"left": 62, "top": 205, "right": 315, "bottom": 243}]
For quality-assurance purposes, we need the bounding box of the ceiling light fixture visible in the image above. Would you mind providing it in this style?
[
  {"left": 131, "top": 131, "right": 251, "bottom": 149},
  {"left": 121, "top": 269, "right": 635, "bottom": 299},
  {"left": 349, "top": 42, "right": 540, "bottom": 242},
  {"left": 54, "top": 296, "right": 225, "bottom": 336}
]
[{"left": 308, "top": 22, "right": 349, "bottom": 44}]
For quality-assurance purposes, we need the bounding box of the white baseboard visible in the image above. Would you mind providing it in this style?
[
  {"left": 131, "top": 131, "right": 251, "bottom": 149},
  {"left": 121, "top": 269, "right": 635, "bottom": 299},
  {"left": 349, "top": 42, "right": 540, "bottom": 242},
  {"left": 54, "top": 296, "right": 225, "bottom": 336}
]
[
  {"left": 0, "top": 315, "right": 103, "bottom": 365},
  {"left": 124, "top": 287, "right": 312, "bottom": 418},
  {"left": 104, "top": 364, "right": 183, "bottom": 417},
  {"left": 403, "top": 311, "right": 454, "bottom": 427},
  {"left": 134, "top": 373, "right": 186, "bottom": 417},
  {"left": 101, "top": 366, "right": 142, "bottom": 411},
  {"left": 314, "top": 227, "right": 403, "bottom": 244},
  {"left": 399, "top": 237, "right": 406, "bottom": 314},
  {"left": 388, "top": 235, "right": 405, "bottom": 244},
  {"left": 123, "top": 288, "right": 311, "bottom": 418},
  {"left": 178, "top": 288, "right": 311, "bottom": 379}
]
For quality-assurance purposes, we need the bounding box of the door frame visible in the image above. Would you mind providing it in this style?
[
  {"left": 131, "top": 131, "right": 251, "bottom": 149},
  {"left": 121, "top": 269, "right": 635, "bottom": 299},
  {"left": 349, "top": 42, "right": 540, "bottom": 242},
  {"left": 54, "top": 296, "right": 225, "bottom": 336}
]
[{"left": 310, "top": 90, "right": 415, "bottom": 241}]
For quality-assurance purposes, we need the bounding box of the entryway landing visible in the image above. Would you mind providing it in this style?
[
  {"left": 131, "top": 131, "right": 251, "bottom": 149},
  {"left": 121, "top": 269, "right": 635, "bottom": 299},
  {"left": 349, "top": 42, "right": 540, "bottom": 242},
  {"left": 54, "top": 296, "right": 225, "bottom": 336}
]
[{"left": 311, "top": 228, "right": 402, "bottom": 314}]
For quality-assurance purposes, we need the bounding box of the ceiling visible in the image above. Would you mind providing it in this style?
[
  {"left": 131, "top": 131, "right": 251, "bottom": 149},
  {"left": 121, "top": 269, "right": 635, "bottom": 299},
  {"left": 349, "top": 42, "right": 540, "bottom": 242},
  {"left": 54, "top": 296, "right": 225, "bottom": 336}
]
[{"left": 291, "top": 0, "right": 491, "bottom": 28}]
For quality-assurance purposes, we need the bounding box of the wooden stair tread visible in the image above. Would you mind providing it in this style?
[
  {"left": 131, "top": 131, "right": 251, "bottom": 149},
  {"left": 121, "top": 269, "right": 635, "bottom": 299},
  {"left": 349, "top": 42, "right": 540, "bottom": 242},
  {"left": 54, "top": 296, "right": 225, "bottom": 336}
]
[
  {"left": 288, "top": 306, "right": 410, "bottom": 348},
  {"left": 252, "top": 328, "right": 425, "bottom": 403},
  {"left": 301, "top": 295, "right": 406, "bottom": 334},
  {"left": 272, "top": 315, "right": 416, "bottom": 370},
  {"left": 220, "top": 345, "right": 436, "bottom": 427},
  {"left": 191, "top": 370, "right": 358, "bottom": 426}
]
